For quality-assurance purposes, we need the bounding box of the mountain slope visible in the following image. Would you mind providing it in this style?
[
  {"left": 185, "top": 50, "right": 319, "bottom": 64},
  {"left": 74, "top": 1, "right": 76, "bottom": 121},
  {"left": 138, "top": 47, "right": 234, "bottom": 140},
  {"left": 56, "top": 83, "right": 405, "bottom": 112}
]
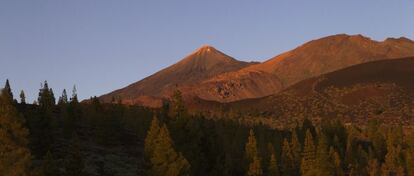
[
  {"left": 225, "top": 57, "right": 414, "bottom": 125},
  {"left": 99, "top": 45, "right": 256, "bottom": 107},
  {"left": 196, "top": 34, "right": 414, "bottom": 102},
  {"left": 260, "top": 34, "right": 414, "bottom": 86}
]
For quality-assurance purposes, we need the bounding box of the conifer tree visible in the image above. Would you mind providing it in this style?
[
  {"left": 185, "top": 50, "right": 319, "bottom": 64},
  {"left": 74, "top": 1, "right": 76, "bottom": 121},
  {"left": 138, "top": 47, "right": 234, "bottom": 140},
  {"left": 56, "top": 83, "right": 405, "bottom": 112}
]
[
  {"left": 0, "top": 88, "right": 31, "bottom": 176},
  {"left": 382, "top": 127, "right": 404, "bottom": 175},
  {"left": 367, "top": 120, "right": 386, "bottom": 161},
  {"left": 64, "top": 133, "right": 86, "bottom": 176},
  {"left": 268, "top": 154, "right": 280, "bottom": 176},
  {"left": 280, "top": 139, "right": 295, "bottom": 176},
  {"left": 290, "top": 129, "right": 302, "bottom": 167},
  {"left": 345, "top": 126, "right": 358, "bottom": 169},
  {"left": 66, "top": 86, "right": 81, "bottom": 135},
  {"left": 144, "top": 116, "right": 161, "bottom": 159},
  {"left": 3, "top": 79, "right": 13, "bottom": 102},
  {"left": 314, "top": 134, "right": 335, "bottom": 176},
  {"left": 35, "top": 81, "right": 56, "bottom": 156},
  {"left": 171, "top": 89, "right": 185, "bottom": 118},
  {"left": 247, "top": 156, "right": 263, "bottom": 176},
  {"left": 367, "top": 159, "right": 380, "bottom": 176},
  {"left": 38, "top": 81, "right": 56, "bottom": 109},
  {"left": 58, "top": 89, "right": 68, "bottom": 105},
  {"left": 20, "top": 90, "right": 26, "bottom": 104},
  {"left": 41, "top": 151, "right": 60, "bottom": 176},
  {"left": 382, "top": 143, "right": 403, "bottom": 175},
  {"left": 245, "top": 129, "right": 259, "bottom": 162},
  {"left": 301, "top": 130, "right": 316, "bottom": 176},
  {"left": 70, "top": 85, "right": 78, "bottom": 103},
  {"left": 329, "top": 147, "right": 344, "bottom": 176},
  {"left": 267, "top": 143, "right": 275, "bottom": 157},
  {"left": 150, "top": 124, "right": 190, "bottom": 176},
  {"left": 355, "top": 146, "right": 369, "bottom": 175},
  {"left": 245, "top": 129, "right": 262, "bottom": 176}
]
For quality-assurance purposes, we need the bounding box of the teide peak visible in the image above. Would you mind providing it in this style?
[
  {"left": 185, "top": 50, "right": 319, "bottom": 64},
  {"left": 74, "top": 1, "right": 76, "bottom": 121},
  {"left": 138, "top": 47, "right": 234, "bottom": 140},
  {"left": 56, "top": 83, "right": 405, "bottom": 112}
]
[{"left": 99, "top": 45, "right": 256, "bottom": 107}]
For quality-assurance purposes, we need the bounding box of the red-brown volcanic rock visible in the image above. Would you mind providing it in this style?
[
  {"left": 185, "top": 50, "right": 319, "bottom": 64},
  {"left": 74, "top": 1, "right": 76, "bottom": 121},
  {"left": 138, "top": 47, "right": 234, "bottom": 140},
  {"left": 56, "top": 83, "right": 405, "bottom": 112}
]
[
  {"left": 197, "top": 34, "right": 414, "bottom": 102},
  {"left": 99, "top": 45, "right": 256, "bottom": 107},
  {"left": 100, "top": 34, "right": 414, "bottom": 107}
]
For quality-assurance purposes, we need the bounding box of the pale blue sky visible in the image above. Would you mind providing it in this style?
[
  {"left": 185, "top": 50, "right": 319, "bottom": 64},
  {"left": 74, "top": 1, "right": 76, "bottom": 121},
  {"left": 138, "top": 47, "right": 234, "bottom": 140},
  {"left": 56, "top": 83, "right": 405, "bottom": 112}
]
[{"left": 1, "top": 0, "right": 414, "bottom": 102}]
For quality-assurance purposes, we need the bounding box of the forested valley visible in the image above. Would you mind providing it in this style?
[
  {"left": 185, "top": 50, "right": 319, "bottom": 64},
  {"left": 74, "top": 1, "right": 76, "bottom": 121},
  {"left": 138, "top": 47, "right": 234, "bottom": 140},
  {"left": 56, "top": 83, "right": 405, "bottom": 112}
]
[{"left": 1, "top": 79, "right": 414, "bottom": 176}]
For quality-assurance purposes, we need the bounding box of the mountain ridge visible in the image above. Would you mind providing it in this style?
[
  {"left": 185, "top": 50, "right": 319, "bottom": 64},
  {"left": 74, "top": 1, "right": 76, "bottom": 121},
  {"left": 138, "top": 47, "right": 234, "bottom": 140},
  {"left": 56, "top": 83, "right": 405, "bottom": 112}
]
[
  {"left": 99, "top": 45, "right": 256, "bottom": 106},
  {"left": 194, "top": 34, "right": 414, "bottom": 102},
  {"left": 99, "top": 34, "right": 414, "bottom": 107}
]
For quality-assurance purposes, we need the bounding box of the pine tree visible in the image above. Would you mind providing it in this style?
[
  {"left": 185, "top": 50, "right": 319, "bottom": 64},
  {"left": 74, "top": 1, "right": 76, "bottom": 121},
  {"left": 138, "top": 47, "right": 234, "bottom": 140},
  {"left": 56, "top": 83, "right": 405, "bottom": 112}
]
[
  {"left": 314, "top": 134, "right": 335, "bottom": 176},
  {"left": 41, "top": 151, "right": 60, "bottom": 176},
  {"left": 281, "top": 139, "right": 295, "bottom": 176},
  {"left": 64, "top": 133, "right": 86, "bottom": 176},
  {"left": 290, "top": 129, "right": 302, "bottom": 168},
  {"left": 245, "top": 129, "right": 262, "bottom": 176},
  {"left": 354, "top": 145, "right": 369, "bottom": 175},
  {"left": 35, "top": 81, "right": 56, "bottom": 156},
  {"left": 367, "top": 120, "right": 386, "bottom": 161},
  {"left": 245, "top": 129, "right": 259, "bottom": 162},
  {"left": 38, "top": 81, "right": 56, "bottom": 109},
  {"left": 2, "top": 79, "right": 13, "bottom": 102},
  {"left": 301, "top": 130, "right": 316, "bottom": 176},
  {"left": 247, "top": 156, "right": 263, "bottom": 176},
  {"left": 70, "top": 85, "right": 78, "bottom": 103},
  {"left": 170, "top": 89, "right": 186, "bottom": 118},
  {"left": 19, "top": 90, "right": 26, "bottom": 104},
  {"left": 0, "top": 88, "right": 31, "bottom": 176},
  {"left": 382, "top": 127, "right": 404, "bottom": 175},
  {"left": 267, "top": 143, "right": 275, "bottom": 157},
  {"left": 382, "top": 143, "right": 403, "bottom": 175},
  {"left": 367, "top": 159, "right": 380, "bottom": 176},
  {"left": 150, "top": 124, "right": 190, "bottom": 176},
  {"left": 329, "top": 147, "right": 344, "bottom": 176},
  {"left": 144, "top": 116, "right": 161, "bottom": 159},
  {"left": 58, "top": 89, "right": 68, "bottom": 105},
  {"left": 345, "top": 126, "right": 358, "bottom": 171},
  {"left": 268, "top": 154, "right": 280, "bottom": 176},
  {"left": 65, "top": 86, "right": 81, "bottom": 137}
]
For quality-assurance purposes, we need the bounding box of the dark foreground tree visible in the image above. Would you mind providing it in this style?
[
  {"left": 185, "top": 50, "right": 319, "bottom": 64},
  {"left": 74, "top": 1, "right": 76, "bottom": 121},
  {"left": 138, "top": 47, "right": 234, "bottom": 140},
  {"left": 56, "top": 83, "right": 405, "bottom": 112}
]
[
  {"left": 245, "top": 129, "right": 262, "bottom": 176},
  {"left": 268, "top": 154, "right": 280, "bottom": 176},
  {"left": 64, "top": 133, "right": 86, "bottom": 176},
  {"left": 300, "top": 130, "right": 316, "bottom": 176},
  {"left": 281, "top": 139, "right": 295, "bottom": 176},
  {"left": 0, "top": 83, "right": 32, "bottom": 176},
  {"left": 245, "top": 129, "right": 259, "bottom": 162},
  {"left": 20, "top": 90, "right": 26, "bottom": 104},
  {"left": 40, "top": 151, "right": 60, "bottom": 176},
  {"left": 170, "top": 89, "right": 186, "bottom": 118},
  {"left": 150, "top": 124, "right": 190, "bottom": 176},
  {"left": 247, "top": 156, "right": 263, "bottom": 176},
  {"left": 3, "top": 79, "right": 13, "bottom": 101},
  {"left": 144, "top": 116, "right": 161, "bottom": 159}
]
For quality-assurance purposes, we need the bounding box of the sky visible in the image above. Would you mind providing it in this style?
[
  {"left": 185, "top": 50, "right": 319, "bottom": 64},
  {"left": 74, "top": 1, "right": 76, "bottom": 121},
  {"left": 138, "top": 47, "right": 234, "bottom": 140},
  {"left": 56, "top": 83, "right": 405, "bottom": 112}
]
[{"left": 1, "top": 0, "right": 414, "bottom": 102}]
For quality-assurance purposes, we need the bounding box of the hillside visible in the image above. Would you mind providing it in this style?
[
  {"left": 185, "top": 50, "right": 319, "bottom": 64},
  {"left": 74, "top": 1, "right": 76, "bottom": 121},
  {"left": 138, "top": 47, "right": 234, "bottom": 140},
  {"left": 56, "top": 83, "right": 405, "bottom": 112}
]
[
  {"left": 196, "top": 34, "right": 414, "bottom": 102},
  {"left": 99, "top": 45, "right": 256, "bottom": 107},
  {"left": 225, "top": 57, "right": 414, "bottom": 126},
  {"left": 100, "top": 34, "right": 414, "bottom": 106}
]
